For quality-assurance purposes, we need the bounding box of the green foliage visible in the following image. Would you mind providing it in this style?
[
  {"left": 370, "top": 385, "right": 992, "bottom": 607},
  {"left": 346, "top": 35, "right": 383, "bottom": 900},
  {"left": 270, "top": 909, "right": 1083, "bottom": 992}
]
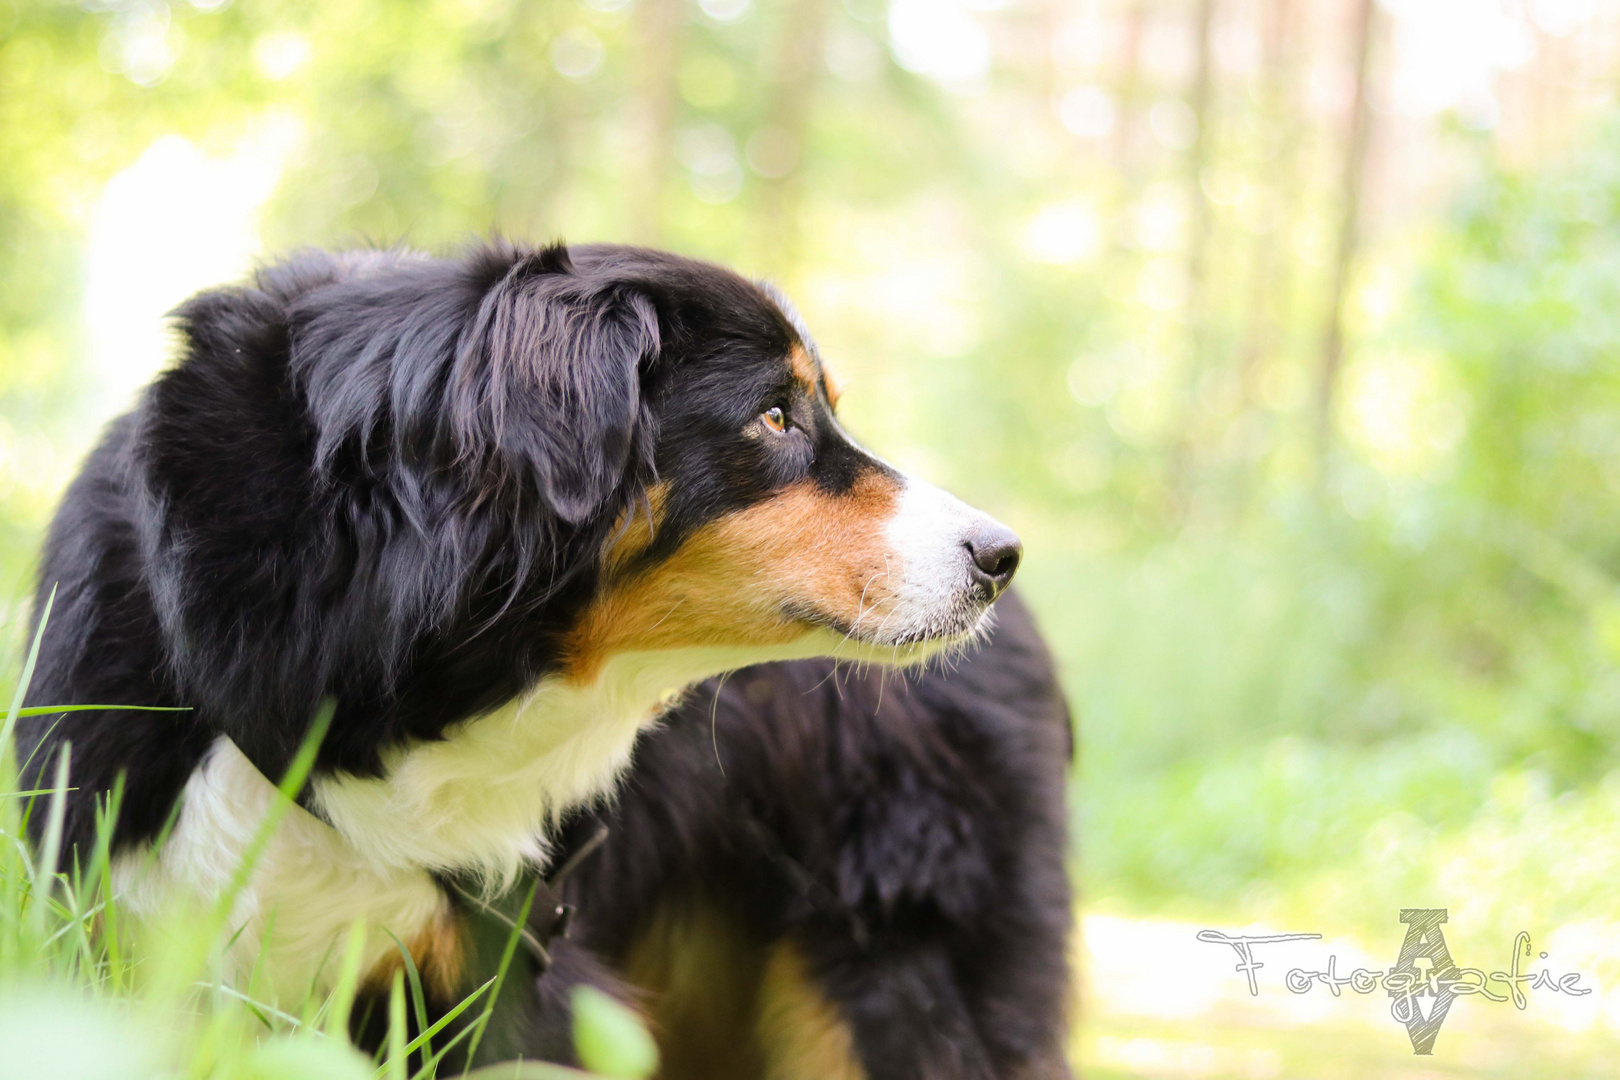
[
  {"left": 571, "top": 986, "right": 658, "bottom": 1080},
  {"left": 1063, "top": 119, "right": 1620, "bottom": 940},
  {"left": 237, "top": 1036, "right": 376, "bottom": 1080}
]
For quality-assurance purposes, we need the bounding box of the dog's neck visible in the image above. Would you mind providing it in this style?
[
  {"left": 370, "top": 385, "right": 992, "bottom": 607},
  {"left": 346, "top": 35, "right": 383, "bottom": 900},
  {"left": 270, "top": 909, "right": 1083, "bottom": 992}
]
[{"left": 112, "top": 633, "right": 845, "bottom": 998}]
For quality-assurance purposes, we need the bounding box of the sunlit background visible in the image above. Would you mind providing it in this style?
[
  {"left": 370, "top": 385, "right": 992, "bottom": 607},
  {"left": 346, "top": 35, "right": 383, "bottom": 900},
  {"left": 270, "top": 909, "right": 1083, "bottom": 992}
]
[{"left": 7, "top": 0, "right": 1620, "bottom": 1073}]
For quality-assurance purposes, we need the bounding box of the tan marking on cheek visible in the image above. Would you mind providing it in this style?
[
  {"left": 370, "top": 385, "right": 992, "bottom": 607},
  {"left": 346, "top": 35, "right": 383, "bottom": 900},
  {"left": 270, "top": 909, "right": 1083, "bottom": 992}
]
[
  {"left": 565, "top": 471, "right": 902, "bottom": 681},
  {"left": 710, "top": 471, "right": 901, "bottom": 633},
  {"left": 601, "top": 481, "right": 669, "bottom": 575},
  {"left": 360, "top": 904, "right": 466, "bottom": 1001}
]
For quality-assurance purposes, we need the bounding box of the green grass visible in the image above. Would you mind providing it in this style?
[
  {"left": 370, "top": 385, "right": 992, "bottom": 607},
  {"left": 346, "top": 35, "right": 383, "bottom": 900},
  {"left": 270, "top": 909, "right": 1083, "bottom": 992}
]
[{"left": 1077, "top": 1012, "right": 1620, "bottom": 1080}]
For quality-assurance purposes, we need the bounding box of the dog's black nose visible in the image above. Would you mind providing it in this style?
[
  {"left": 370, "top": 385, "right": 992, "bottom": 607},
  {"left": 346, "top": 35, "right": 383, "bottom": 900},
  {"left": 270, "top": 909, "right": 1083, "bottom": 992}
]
[{"left": 964, "top": 523, "right": 1022, "bottom": 599}]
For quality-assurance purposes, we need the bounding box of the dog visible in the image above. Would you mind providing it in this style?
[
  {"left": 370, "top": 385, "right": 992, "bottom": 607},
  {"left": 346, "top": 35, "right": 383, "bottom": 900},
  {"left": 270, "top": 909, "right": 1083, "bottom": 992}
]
[
  {"left": 18, "top": 242, "right": 1022, "bottom": 1009},
  {"left": 512, "top": 587, "right": 1076, "bottom": 1080}
]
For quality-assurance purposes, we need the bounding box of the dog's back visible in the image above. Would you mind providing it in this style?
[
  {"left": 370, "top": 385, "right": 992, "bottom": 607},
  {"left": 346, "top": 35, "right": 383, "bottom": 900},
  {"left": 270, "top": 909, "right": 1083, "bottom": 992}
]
[{"left": 546, "top": 589, "right": 1075, "bottom": 1080}]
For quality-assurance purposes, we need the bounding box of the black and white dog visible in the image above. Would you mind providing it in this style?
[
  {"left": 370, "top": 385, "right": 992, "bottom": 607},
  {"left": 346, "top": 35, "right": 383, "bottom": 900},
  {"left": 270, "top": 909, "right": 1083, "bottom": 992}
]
[{"left": 19, "top": 243, "right": 1025, "bottom": 1011}]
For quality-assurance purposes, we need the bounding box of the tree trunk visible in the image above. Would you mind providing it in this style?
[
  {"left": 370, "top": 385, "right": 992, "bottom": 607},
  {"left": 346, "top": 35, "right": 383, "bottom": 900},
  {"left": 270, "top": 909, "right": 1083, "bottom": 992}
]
[
  {"left": 1164, "top": 0, "right": 1219, "bottom": 514},
  {"left": 1237, "top": 0, "right": 1298, "bottom": 414},
  {"left": 1183, "top": 0, "right": 1218, "bottom": 325},
  {"left": 1315, "top": 0, "right": 1378, "bottom": 470},
  {"left": 1107, "top": 0, "right": 1146, "bottom": 255},
  {"left": 630, "top": 0, "right": 683, "bottom": 245},
  {"left": 753, "top": 0, "right": 833, "bottom": 279}
]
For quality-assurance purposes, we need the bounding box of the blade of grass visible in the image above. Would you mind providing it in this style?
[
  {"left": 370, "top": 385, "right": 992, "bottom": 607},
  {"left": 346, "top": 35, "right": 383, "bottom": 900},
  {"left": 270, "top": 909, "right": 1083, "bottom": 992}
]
[
  {"left": 411, "top": 1021, "right": 480, "bottom": 1080},
  {"left": 384, "top": 928, "right": 433, "bottom": 1061},
  {"left": 58, "top": 848, "right": 103, "bottom": 984},
  {"left": 387, "top": 970, "right": 408, "bottom": 1080},
  {"left": 459, "top": 1063, "right": 594, "bottom": 1080},
  {"left": 300, "top": 937, "right": 344, "bottom": 1029},
  {"left": 29, "top": 742, "right": 71, "bottom": 942},
  {"left": 136, "top": 701, "right": 334, "bottom": 1011},
  {"left": 323, "top": 917, "right": 370, "bottom": 1038},
  {"left": 241, "top": 906, "right": 277, "bottom": 1026},
  {"left": 15, "top": 713, "right": 66, "bottom": 794},
  {"left": 41, "top": 897, "right": 107, "bottom": 951},
  {"left": 6, "top": 705, "right": 194, "bottom": 718},
  {"left": 201, "top": 983, "right": 309, "bottom": 1028},
  {"left": 461, "top": 877, "right": 538, "bottom": 1071},
  {"left": 213, "top": 700, "right": 335, "bottom": 923},
  {"left": 402, "top": 977, "right": 496, "bottom": 1080},
  {"left": 2, "top": 584, "right": 55, "bottom": 778},
  {"left": 225, "top": 704, "right": 333, "bottom": 915},
  {"left": 84, "top": 775, "right": 126, "bottom": 986}
]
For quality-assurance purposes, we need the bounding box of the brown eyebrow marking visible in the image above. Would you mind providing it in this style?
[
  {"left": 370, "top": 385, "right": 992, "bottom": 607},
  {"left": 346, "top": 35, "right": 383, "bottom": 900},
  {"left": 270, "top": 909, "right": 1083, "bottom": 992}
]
[
  {"left": 758, "top": 281, "right": 842, "bottom": 410},
  {"left": 821, "top": 359, "right": 844, "bottom": 409},
  {"left": 789, "top": 344, "right": 842, "bottom": 409},
  {"left": 788, "top": 344, "right": 819, "bottom": 398}
]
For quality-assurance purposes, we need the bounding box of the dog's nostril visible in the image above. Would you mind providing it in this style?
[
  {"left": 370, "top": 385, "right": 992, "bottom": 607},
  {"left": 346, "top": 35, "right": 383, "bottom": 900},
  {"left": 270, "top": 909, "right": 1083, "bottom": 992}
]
[{"left": 963, "top": 523, "right": 1022, "bottom": 596}]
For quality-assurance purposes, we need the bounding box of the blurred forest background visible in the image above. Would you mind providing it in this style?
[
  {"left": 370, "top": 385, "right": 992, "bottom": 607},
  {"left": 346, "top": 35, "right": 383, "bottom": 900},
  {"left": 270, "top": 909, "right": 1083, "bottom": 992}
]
[{"left": 7, "top": 0, "right": 1620, "bottom": 1073}]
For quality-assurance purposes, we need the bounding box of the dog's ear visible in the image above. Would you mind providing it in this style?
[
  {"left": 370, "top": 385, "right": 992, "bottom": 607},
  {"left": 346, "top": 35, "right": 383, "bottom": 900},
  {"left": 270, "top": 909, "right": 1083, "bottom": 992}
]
[{"left": 456, "top": 245, "right": 660, "bottom": 524}]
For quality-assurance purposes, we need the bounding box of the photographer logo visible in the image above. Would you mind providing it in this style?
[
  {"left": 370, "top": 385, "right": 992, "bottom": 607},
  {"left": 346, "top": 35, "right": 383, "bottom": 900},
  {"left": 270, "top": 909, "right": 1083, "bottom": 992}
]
[{"left": 1197, "top": 909, "right": 1593, "bottom": 1054}]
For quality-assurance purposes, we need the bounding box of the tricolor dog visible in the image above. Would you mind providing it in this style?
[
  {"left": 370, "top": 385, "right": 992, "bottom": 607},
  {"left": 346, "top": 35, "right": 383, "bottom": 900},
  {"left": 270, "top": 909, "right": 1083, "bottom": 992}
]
[{"left": 19, "top": 243, "right": 1021, "bottom": 1004}]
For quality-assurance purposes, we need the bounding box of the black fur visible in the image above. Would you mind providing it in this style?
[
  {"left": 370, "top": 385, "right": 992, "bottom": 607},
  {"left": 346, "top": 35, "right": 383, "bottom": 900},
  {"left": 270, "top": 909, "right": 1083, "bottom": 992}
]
[{"left": 528, "top": 589, "right": 1076, "bottom": 1079}]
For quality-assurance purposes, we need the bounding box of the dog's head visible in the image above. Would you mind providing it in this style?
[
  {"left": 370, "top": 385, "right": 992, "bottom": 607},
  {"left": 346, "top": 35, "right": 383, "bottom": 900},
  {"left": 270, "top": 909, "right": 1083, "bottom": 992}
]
[
  {"left": 462, "top": 243, "right": 1022, "bottom": 677},
  {"left": 159, "top": 242, "right": 1019, "bottom": 743}
]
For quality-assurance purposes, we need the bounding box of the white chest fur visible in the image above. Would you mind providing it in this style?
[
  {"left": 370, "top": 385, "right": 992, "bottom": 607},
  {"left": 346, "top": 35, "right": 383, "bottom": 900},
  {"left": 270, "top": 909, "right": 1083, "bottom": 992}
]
[
  {"left": 112, "top": 738, "right": 449, "bottom": 997},
  {"left": 111, "top": 636, "right": 847, "bottom": 998}
]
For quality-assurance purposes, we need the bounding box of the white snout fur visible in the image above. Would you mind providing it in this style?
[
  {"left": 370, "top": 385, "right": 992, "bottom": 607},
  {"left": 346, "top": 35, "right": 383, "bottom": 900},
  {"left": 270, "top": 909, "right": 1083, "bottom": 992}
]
[{"left": 862, "top": 474, "right": 1008, "bottom": 646}]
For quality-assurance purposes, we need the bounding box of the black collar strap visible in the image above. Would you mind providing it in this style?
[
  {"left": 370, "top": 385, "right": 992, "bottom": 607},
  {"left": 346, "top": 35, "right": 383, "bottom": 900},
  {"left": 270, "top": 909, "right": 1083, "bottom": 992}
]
[{"left": 442, "top": 822, "right": 610, "bottom": 973}]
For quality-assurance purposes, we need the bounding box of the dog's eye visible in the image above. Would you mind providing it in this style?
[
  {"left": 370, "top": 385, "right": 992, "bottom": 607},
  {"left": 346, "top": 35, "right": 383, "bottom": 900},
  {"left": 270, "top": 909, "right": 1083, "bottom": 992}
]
[{"left": 762, "top": 407, "right": 788, "bottom": 433}]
